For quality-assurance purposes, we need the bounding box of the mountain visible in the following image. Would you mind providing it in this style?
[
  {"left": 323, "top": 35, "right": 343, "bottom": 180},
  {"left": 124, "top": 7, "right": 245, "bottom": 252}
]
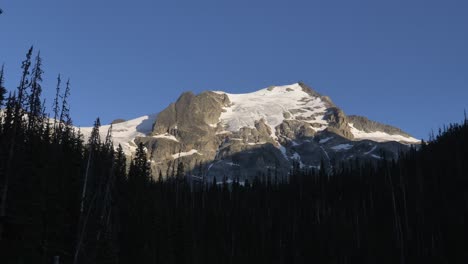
[{"left": 80, "top": 83, "right": 419, "bottom": 181}]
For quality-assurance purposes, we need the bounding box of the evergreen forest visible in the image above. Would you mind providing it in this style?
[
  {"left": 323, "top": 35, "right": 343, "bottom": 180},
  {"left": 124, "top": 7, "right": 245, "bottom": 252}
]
[{"left": 0, "top": 49, "right": 467, "bottom": 263}]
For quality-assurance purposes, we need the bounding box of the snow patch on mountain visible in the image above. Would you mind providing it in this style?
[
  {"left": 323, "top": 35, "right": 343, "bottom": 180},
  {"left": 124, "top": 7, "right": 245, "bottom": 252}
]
[
  {"left": 319, "top": 137, "right": 333, "bottom": 144},
  {"left": 349, "top": 123, "right": 420, "bottom": 143},
  {"left": 331, "top": 143, "right": 354, "bottom": 151},
  {"left": 172, "top": 149, "right": 201, "bottom": 159},
  {"left": 152, "top": 133, "right": 179, "bottom": 142},
  {"left": 216, "top": 83, "right": 328, "bottom": 139},
  {"left": 278, "top": 144, "right": 288, "bottom": 160},
  {"left": 224, "top": 161, "right": 241, "bottom": 167},
  {"left": 291, "top": 152, "right": 304, "bottom": 168},
  {"left": 364, "top": 145, "right": 378, "bottom": 155},
  {"left": 80, "top": 114, "right": 156, "bottom": 155}
]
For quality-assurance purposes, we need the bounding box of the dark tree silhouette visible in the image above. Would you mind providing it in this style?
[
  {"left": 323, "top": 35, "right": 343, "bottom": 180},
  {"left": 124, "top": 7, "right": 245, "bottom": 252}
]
[
  {"left": 0, "top": 65, "right": 6, "bottom": 107},
  {"left": 1, "top": 49, "right": 468, "bottom": 263}
]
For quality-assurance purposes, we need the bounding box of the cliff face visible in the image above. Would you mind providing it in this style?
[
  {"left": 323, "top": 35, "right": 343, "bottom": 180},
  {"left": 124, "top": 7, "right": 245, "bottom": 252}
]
[{"left": 81, "top": 83, "right": 420, "bottom": 181}]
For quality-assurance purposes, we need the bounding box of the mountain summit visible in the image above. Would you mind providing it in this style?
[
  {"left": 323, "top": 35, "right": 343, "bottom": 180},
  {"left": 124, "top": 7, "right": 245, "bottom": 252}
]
[{"left": 81, "top": 83, "right": 419, "bottom": 180}]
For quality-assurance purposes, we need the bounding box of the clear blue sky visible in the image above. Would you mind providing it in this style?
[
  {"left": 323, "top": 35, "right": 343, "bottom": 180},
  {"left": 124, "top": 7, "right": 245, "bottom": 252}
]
[{"left": 1, "top": 0, "right": 467, "bottom": 139}]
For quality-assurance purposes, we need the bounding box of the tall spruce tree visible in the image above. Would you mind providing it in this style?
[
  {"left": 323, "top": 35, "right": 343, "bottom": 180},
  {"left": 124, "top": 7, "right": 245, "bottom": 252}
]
[
  {"left": 58, "top": 78, "right": 71, "bottom": 139},
  {"left": 14, "top": 46, "right": 33, "bottom": 125},
  {"left": 128, "top": 142, "right": 150, "bottom": 185},
  {"left": 88, "top": 117, "right": 101, "bottom": 147},
  {"left": 28, "top": 51, "right": 43, "bottom": 131},
  {"left": 52, "top": 74, "right": 61, "bottom": 136},
  {"left": 0, "top": 64, "right": 6, "bottom": 107},
  {"left": 115, "top": 144, "right": 127, "bottom": 186}
]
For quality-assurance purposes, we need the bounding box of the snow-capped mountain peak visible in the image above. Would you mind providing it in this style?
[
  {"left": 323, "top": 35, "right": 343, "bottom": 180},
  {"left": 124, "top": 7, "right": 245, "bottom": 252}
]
[{"left": 79, "top": 82, "right": 420, "bottom": 180}]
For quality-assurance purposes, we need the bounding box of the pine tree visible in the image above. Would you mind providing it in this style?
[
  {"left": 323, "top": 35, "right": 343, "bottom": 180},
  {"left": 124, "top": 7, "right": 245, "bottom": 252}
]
[
  {"left": 27, "top": 51, "right": 43, "bottom": 131},
  {"left": 88, "top": 118, "right": 101, "bottom": 148},
  {"left": 58, "top": 78, "right": 71, "bottom": 139},
  {"left": 52, "top": 74, "right": 61, "bottom": 136},
  {"left": 128, "top": 143, "right": 150, "bottom": 185},
  {"left": 0, "top": 64, "right": 7, "bottom": 107},
  {"left": 2, "top": 93, "right": 15, "bottom": 133},
  {"left": 115, "top": 144, "right": 127, "bottom": 186},
  {"left": 73, "top": 118, "right": 102, "bottom": 264},
  {"left": 14, "top": 46, "right": 33, "bottom": 125}
]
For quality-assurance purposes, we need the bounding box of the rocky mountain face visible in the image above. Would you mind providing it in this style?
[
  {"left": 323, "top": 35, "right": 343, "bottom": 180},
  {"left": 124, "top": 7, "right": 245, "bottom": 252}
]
[{"left": 81, "top": 83, "right": 419, "bottom": 182}]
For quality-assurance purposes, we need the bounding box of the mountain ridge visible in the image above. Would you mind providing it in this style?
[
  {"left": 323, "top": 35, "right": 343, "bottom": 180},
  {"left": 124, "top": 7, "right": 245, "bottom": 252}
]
[{"left": 80, "top": 83, "right": 419, "bottom": 180}]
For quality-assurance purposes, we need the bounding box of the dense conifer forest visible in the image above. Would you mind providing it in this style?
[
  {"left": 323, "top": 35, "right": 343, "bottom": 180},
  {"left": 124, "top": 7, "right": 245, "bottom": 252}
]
[{"left": 0, "top": 49, "right": 467, "bottom": 263}]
